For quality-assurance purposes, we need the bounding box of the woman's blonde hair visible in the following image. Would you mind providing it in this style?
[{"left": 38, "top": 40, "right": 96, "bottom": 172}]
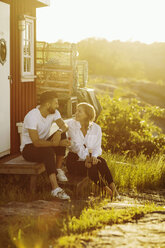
[{"left": 77, "top": 102, "right": 96, "bottom": 122}]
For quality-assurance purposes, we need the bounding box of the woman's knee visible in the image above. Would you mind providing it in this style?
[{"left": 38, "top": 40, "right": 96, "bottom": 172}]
[
  {"left": 98, "top": 157, "right": 109, "bottom": 169},
  {"left": 88, "top": 165, "right": 98, "bottom": 178},
  {"left": 98, "top": 157, "right": 106, "bottom": 164}
]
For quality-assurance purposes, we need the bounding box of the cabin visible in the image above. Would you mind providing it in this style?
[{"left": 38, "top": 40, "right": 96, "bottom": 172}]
[
  {"left": 0, "top": 0, "right": 101, "bottom": 196},
  {"left": 0, "top": 0, "right": 50, "bottom": 158}
]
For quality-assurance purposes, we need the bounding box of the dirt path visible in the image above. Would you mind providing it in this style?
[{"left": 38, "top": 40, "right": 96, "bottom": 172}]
[
  {"left": 82, "top": 191, "right": 165, "bottom": 248},
  {"left": 85, "top": 211, "right": 165, "bottom": 248}
]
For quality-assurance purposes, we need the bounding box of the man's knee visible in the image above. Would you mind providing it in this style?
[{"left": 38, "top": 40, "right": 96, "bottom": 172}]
[{"left": 54, "top": 146, "right": 66, "bottom": 156}]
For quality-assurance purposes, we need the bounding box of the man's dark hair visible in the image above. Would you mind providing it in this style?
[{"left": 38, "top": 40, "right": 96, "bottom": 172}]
[{"left": 40, "top": 91, "right": 58, "bottom": 105}]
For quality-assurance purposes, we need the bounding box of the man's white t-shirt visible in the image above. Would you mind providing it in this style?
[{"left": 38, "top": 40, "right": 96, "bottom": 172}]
[{"left": 20, "top": 107, "right": 61, "bottom": 152}]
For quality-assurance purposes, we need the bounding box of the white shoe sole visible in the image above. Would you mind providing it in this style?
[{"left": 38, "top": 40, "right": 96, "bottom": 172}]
[{"left": 57, "top": 178, "right": 68, "bottom": 182}]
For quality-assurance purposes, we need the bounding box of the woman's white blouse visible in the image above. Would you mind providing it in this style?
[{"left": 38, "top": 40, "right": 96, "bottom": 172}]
[{"left": 66, "top": 119, "right": 102, "bottom": 160}]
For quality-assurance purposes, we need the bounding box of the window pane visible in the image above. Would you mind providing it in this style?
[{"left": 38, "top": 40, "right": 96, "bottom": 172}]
[
  {"left": 27, "top": 58, "right": 31, "bottom": 72},
  {"left": 24, "top": 57, "right": 27, "bottom": 72},
  {"left": 23, "top": 40, "right": 26, "bottom": 55},
  {"left": 28, "top": 23, "right": 31, "bottom": 40},
  {"left": 21, "top": 18, "right": 34, "bottom": 78},
  {"left": 27, "top": 41, "right": 31, "bottom": 56},
  {"left": 26, "top": 23, "right": 29, "bottom": 40}
]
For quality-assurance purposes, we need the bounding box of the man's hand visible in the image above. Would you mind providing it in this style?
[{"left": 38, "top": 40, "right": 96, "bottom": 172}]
[{"left": 59, "top": 139, "right": 71, "bottom": 147}]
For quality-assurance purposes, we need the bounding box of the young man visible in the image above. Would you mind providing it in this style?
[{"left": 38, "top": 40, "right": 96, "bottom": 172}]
[{"left": 21, "top": 91, "right": 71, "bottom": 200}]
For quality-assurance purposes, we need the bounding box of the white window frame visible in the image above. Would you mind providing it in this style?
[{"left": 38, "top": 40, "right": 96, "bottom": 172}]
[{"left": 20, "top": 15, "right": 36, "bottom": 82}]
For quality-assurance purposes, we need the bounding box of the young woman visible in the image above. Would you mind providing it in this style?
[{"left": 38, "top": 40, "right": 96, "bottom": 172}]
[{"left": 66, "top": 102, "right": 120, "bottom": 200}]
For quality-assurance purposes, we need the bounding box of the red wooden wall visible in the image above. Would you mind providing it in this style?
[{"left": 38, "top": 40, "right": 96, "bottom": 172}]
[{"left": 10, "top": 0, "right": 37, "bottom": 154}]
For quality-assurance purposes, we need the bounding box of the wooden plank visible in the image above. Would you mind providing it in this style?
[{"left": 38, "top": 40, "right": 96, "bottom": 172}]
[
  {"left": 0, "top": 163, "right": 45, "bottom": 175},
  {"left": 44, "top": 48, "right": 72, "bottom": 53},
  {"left": 0, "top": 154, "right": 20, "bottom": 163},
  {"left": 37, "top": 86, "right": 71, "bottom": 92},
  {"left": 0, "top": 155, "right": 45, "bottom": 175},
  {"left": 59, "top": 174, "right": 89, "bottom": 187},
  {"left": 58, "top": 174, "right": 90, "bottom": 199},
  {"left": 36, "top": 67, "right": 73, "bottom": 73},
  {"left": 30, "top": 175, "right": 37, "bottom": 193},
  {"left": 36, "top": 80, "right": 72, "bottom": 86}
]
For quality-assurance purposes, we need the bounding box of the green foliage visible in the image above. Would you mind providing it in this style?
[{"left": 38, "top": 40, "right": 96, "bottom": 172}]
[
  {"left": 97, "top": 95, "right": 165, "bottom": 156},
  {"left": 78, "top": 38, "right": 165, "bottom": 82}
]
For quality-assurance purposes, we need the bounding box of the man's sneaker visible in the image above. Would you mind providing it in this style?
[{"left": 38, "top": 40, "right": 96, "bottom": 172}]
[
  {"left": 56, "top": 169, "right": 68, "bottom": 182},
  {"left": 51, "top": 187, "right": 70, "bottom": 200}
]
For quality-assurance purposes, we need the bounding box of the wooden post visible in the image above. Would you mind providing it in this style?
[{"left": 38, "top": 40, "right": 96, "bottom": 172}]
[{"left": 30, "top": 175, "right": 37, "bottom": 193}]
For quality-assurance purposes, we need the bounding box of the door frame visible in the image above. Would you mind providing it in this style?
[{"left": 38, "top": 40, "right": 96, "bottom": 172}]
[{"left": 0, "top": 0, "right": 11, "bottom": 157}]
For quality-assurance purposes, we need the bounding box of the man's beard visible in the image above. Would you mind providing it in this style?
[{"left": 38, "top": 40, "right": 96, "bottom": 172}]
[{"left": 48, "top": 106, "right": 55, "bottom": 114}]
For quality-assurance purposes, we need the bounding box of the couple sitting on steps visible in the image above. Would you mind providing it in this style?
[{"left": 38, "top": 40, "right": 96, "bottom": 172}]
[{"left": 21, "top": 91, "right": 120, "bottom": 201}]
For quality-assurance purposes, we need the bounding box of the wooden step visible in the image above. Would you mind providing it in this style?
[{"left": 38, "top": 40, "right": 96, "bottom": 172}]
[
  {"left": 59, "top": 173, "right": 90, "bottom": 199},
  {"left": 0, "top": 155, "right": 45, "bottom": 175}
]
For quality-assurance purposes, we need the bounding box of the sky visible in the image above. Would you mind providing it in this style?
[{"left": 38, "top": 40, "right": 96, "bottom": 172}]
[{"left": 37, "top": 0, "right": 165, "bottom": 44}]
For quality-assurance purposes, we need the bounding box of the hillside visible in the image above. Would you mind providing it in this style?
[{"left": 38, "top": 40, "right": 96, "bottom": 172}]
[{"left": 88, "top": 76, "right": 165, "bottom": 133}]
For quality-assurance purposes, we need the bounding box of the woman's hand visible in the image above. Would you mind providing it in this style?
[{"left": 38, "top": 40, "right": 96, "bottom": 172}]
[
  {"left": 85, "top": 156, "right": 101, "bottom": 167},
  {"left": 85, "top": 155, "right": 92, "bottom": 168},
  {"left": 85, "top": 161, "right": 92, "bottom": 168},
  {"left": 92, "top": 157, "right": 100, "bottom": 165}
]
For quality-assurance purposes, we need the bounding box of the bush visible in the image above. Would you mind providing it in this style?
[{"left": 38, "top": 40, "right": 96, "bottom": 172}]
[{"left": 97, "top": 95, "right": 165, "bottom": 156}]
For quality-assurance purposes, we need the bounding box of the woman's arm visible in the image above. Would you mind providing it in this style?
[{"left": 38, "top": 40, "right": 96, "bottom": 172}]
[{"left": 91, "top": 125, "right": 102, "bottom": 158}]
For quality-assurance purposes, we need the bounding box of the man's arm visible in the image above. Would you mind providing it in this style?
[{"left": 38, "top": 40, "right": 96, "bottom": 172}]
[
  {"left": 28, "top": 129, "right": 61, "bottom": 147},
  {"left": 55, "top": 118, "right": 68, "bottom": 133}
]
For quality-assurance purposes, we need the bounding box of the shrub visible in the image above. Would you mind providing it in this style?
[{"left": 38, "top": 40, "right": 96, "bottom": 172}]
[{"left": 97, "top": 95, "right": 165, "bottom": 156}]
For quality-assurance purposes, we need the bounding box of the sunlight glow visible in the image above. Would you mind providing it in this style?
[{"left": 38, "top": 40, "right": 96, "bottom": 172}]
[{"left": 37, "top": 0, "right": 165, "bottom": 44}]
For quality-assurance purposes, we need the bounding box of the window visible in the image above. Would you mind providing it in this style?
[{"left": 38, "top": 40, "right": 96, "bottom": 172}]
[{"left": 20, "top": 16, "right": 36, "bottom": 82}]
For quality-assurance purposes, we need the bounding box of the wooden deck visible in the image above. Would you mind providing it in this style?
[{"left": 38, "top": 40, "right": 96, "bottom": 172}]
[{"left": 0, "top": 155, "right": 90, "bottom": 198}]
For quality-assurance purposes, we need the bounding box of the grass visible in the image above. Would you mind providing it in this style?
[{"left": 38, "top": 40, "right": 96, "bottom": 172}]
[
  {"left": 0, "top": 152, "right": 165, "bottom": 247},
  {"left": 0, "top": 153, "right": 164, "bottom": 204},
  {"left": 0, "top": 173, "right": 52, "bottom": 204},
  {"left": 63, "top": 201, "right": 160, "bottom": 234},
  {"left": 103, "top": 152, "right": 165, "bottom": 192}
]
